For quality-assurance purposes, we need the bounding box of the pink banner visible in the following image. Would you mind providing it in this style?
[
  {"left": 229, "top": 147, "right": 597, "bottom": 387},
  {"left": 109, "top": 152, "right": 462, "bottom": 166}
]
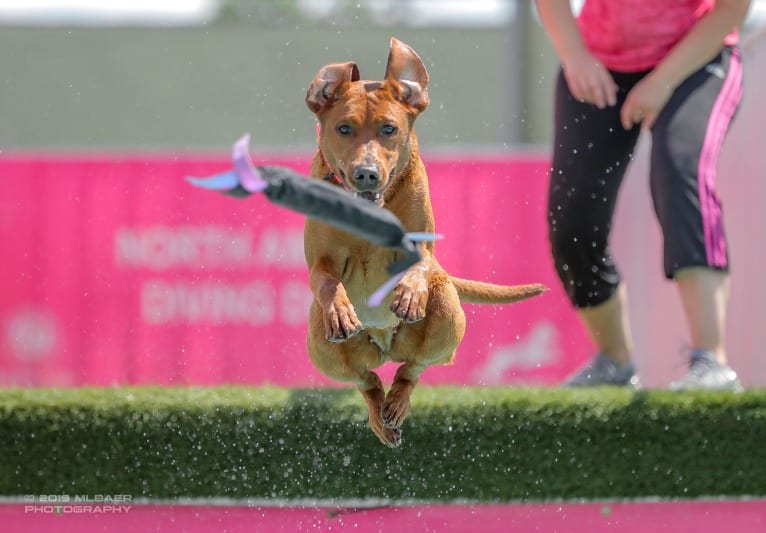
[{"left": 0, "top": 153, "right": 588, "bottom": 387}]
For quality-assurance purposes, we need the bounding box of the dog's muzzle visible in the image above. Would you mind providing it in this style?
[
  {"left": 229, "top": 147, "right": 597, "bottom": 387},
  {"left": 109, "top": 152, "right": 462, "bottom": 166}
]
[{"left": 352, "top": 164, "right": 383, "bottom": 204}]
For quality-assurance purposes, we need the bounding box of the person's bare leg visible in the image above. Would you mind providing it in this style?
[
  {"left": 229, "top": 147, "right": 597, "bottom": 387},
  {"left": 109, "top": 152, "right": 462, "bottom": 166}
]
[
  {"left": 577, "top": 282, "right": 634, "bottom": 368},
  {"left": 675, "top": 267, "right": 729, "bottom": 364},
  {"left": 669, "top": 267, "right": 741, "bottom": 390}
]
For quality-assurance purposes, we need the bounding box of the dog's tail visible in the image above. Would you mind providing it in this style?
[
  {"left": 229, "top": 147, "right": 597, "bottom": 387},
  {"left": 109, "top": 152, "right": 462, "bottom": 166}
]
[{"left": 450, "top": 277, "right": 547, "bottom": 304}]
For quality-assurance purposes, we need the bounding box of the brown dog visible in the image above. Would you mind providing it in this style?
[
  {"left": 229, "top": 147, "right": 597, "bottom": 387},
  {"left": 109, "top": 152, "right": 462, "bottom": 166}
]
[{"left": 304, "top": 38, "right": 545, "bottom": 447}]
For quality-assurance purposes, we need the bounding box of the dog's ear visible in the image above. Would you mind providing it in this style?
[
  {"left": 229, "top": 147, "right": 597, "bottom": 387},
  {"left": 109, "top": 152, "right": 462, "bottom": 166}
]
[
  {"left": 306, "top": 62, "right": 360, "bottom": 114},
  {"left": 384, "top": 37, "right": 429, "bottom": 112}
]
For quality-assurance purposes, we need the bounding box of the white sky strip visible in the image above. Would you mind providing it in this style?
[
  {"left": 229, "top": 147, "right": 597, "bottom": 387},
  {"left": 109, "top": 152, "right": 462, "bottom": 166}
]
[
  {"left": 0, "top": 0, "right": 217, "bottom": 26},
  {"left": 0, "top": 0, "right": 762, "bottom": 29}
]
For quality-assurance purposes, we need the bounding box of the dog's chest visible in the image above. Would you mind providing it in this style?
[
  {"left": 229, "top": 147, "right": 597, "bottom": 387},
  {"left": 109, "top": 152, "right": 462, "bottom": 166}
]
[{"left": 342, "top": 246, "right": 400, "bottom": 329}]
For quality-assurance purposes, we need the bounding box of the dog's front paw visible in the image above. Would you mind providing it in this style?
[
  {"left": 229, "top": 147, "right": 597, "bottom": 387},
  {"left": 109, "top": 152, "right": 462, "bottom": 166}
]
[
  {"left": 390, "top": 282, "right": 428, "bottom": 323},
  {"left": 324, "top": 301, "right": 363, "bottom": 342}
]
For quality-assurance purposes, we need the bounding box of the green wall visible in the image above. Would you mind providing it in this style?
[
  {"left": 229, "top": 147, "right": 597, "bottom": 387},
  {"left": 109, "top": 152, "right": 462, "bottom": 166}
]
[{"left": 0, "top": 19, "right": 558, "bottom": 151}]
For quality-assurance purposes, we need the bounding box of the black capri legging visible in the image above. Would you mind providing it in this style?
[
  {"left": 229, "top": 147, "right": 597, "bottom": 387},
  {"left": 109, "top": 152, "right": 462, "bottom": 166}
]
[{"left": 548, "top": 46, "right": 743, "bottom": 309}]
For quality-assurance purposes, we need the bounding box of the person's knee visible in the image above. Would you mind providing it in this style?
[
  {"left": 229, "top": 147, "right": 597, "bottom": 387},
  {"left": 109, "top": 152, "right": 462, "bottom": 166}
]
[{"left": 548, "top": 218, "right": 590, "bottom": 268}]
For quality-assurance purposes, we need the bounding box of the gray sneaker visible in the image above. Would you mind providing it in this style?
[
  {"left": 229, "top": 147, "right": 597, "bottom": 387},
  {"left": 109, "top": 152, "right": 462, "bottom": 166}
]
[
  {"left": 564, "top": 353, "right": 641, "bottom": 389},
  {"left": 668, "top": 349, "right": 743, "bottom": 392}
]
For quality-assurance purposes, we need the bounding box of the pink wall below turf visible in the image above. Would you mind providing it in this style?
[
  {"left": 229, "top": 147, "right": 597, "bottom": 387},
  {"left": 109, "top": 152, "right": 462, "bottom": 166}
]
[
  {"left": 2, "top": 500, "right": 765, "bottom": 533},
  {"left": 0, "top": 154, "right": 590, "bottom": 387}
]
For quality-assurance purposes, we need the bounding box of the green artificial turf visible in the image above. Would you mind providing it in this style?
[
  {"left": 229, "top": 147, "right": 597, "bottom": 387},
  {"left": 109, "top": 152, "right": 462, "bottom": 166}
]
[{"left": 1, "top": 386, "right": 764, "bottom": 502}]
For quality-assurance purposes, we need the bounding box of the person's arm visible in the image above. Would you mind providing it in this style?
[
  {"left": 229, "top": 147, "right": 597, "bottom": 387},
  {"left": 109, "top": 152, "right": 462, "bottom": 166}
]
[
  {"left": 621, "top": 0, "right": 752, "bottom": 130},
  {"left": 535, "top": 0, "right": 617, "bottom": 109}
]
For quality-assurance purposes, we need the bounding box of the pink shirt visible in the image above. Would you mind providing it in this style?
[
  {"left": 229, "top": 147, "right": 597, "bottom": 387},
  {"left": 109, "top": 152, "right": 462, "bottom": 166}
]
[{"left": 577, "top": 0, "right": 740, "bottom": 72}]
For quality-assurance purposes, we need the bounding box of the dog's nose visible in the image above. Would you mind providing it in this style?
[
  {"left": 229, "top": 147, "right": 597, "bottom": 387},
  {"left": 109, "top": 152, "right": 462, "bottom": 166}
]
[{"left": 352, "top": 165, "right": 380, "bottom": 191}]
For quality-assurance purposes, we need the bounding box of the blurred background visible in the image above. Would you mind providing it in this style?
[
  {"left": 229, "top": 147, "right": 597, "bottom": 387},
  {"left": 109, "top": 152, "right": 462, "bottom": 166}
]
[
  {"left": 1, "top": 0, "right": 765, "bottom": 388},
  {"left": 0, "top": 0, "right": 559, "bottom": 152},
  {"left": 1, "top": 0, "right": 765, "bottom": 151}
]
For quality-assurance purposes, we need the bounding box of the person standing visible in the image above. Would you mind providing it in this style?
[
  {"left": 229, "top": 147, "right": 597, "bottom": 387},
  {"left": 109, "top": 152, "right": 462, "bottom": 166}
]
[{"left": 535, "top": 0, "right": 751, "bottom": 389}]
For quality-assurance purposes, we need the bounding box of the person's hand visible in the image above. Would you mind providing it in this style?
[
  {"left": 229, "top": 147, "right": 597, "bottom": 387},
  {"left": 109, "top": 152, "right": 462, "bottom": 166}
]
[
  {"left": 561, "top": 50, "right": 618, "bottom": 109},
  {"left": 620, "top": 72, "right": 674, "bottom": 130}
]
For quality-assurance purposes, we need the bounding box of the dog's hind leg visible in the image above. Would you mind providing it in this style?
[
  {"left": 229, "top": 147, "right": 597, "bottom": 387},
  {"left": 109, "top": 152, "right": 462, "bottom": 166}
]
[
  {"left": 380, "top": 361, "right": 424, "bottom": 429},
  {"left": 358, "top": 370, "right": 403, "bottom": 448},
  {"left": 307, "top": 308, "right": 403, "bottom": 447},
  {"left": 382, "top": 278, "right": 466, "bottom": 429},
  {"left": 310, "top": 341, "right": 402, "bottom": 447}
]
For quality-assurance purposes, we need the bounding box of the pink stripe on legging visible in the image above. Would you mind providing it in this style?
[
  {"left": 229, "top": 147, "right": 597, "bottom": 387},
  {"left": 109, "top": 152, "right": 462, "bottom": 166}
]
[{"left": 698, "top": 49, "right": 743, "bottom": 268}]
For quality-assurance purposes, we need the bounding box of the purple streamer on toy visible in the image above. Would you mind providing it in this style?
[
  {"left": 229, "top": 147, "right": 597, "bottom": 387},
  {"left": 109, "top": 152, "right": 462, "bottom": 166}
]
[
  {"left": 404, "top": 232, "right": 443, "bottom": 242},
  {"left": 367, "top": 232, "right": 443, "bottom": 306},
  {"left": 231, "top": 133, "right": 268, "bottom": 193},
  {"left": 186, "top": 171, "right": 239, "bottom": 190},
  {"left": 368, "top": 272, "right": 407, "bottom": 308}
]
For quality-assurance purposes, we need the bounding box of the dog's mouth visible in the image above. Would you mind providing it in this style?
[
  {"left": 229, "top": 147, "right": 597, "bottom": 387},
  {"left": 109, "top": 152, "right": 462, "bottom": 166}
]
[
  {"left": 337, "top": 169, "right": 386, "bottom": 205},
  {"left": 355, "top": 190, "right": 382, "bottom": 204}
]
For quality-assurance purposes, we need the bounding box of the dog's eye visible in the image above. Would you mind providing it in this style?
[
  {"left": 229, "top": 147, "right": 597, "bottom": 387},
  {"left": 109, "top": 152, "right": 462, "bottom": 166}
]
[
  {"left": 381, "top": 124, "right": 397, "bottom": 136},
  {"left": 336, "top": 124, "right": 353, "bottom": 136}
]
